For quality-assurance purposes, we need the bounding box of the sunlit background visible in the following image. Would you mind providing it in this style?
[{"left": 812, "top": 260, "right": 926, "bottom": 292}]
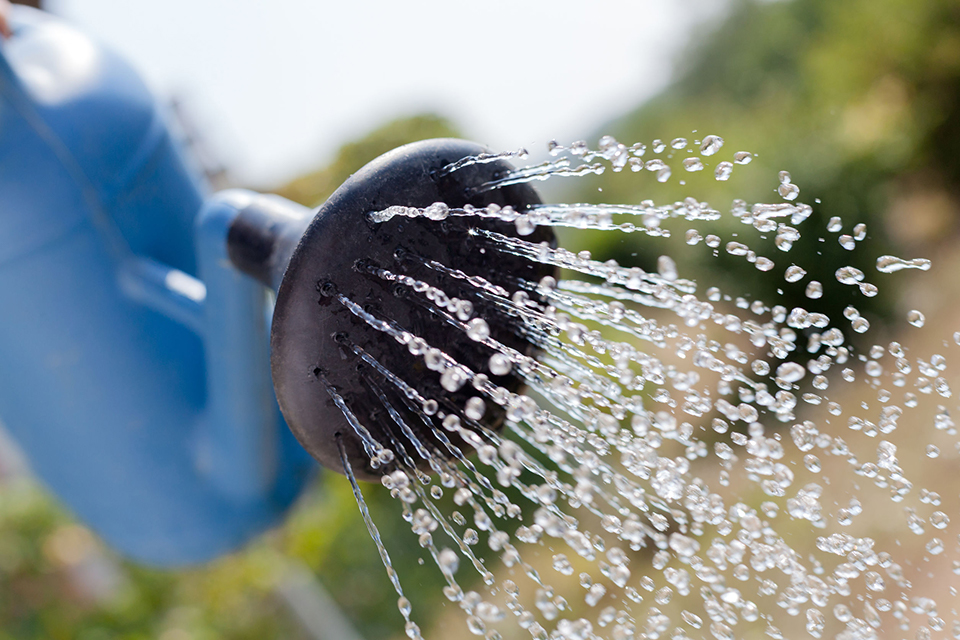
[
  {"left": 2, "top": 0, "right": 960, "bottom": 638},
  {"left": 53, "top": 0, "right": 724, "bottom": 186}
]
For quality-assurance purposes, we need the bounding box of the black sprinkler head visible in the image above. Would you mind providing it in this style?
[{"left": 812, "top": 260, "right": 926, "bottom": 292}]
[{"left": 230, "top": 139, "right": 556, "bottom": 481}]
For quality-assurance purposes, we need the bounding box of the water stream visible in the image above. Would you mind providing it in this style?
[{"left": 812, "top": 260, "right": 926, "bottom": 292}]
[{"left": 334, "top": 135, "right": 953, "bottom": 640}]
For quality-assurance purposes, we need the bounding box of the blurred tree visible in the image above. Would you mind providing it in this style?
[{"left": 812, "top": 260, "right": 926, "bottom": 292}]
[
  {"left": 274, "top": 114, "right": 459, "bottom": 207},
  {"left": 565, "top": 0, "right": 960, "bottom": 342}
]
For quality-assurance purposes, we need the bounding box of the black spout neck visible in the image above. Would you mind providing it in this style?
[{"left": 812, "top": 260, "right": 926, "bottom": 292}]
[{"left": 226, "top": 195, "right": 314, "bottom": 291}]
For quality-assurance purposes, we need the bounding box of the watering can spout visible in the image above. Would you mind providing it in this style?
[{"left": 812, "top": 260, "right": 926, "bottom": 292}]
[{"left": 219, "top": 191, "right": 314, "bottom": 291}]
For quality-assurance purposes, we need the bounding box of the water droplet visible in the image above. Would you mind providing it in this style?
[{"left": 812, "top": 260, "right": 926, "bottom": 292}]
[
  {"left": 657, "top": 255, "right": 678, "bottom": 280},
  {"left": 778, "top": 183, "right": 800, "bottom": 201},
  {"left": 585, "top": 583, "right": 606, "bottom": 607},
  {"left": 466, "top": 616, "right": 485, "bottom": 635},
  {"left": 456, "top": 300, "right": 474, "bottom": 321},
  {"left": 805, "top": 281, "right": 823, "bottom": 299},
  {"left": 836, "top": 266, "right": 865, "bottom": 285},
  {"left": 466, "top": 318, "right": 490, "bottom": 341},
  {"left": 538, "top": 275, "right": 557, "bottom": 293},
  {"left": 734, "top": 151, "right": 752, "bottom": 164},
  {"left": 777, "top": 362, "right": 806, "bottom": 383},
  {"left": 700, "top": 134, "right": 724, "bottom": 156},
  {"left": 714, "top": 161, "right": 733, "bottom": 181},
  {"left": 441, "top": 367, "right": 468, "bottom": 392},
  {"left": 569, "top": 140, "right": 588, "bottom": 156},
  {"left": 726, "top": 241, "right": 749, "bottom": 256},
  {"left": 683, "top": 157, "right": 704, "bottom": 172},
  {"left": 752, "top": 360, "right": 770, "bottom": 375},
  {"left": 552, "top": 554, "right": 573, "bottom": 575},
  {"left": 852, "top": 317, "right": 870, "bottom": 333},
  {"left": 668, "top": 532, "right": 700, "bottom": 557},
  {"left": 927, "top": 538, "right": 945, "bottom": 555},
  {"left": 488, "top": 354, "right": 512, "bottom": 376},
  {"left": 671, "top": 137, "right": 688, "bottom": 150},
  {"left": 424, "top": 202, "right": 450, "bottom": 220},
  {"left": 654, "top": 586, "right": 673, "bottom": 604},
  {"left": 931, "top": 512, "right": 950, "bottom": 528},
  {"left": 876, "top": 255, "right": 932, "bottom": 273},
  {"left": 681, "top": 610, "right": 703, "bottom": 629},
  {"left": 476, "top": 602, "right": 504, "bottom": 623},
  {"left": 785, "top": 265, "right": 807, "bottom": 282},
  {"left": 465, "top": 397, "right": 486, "bottom": 421},
  {"left": 838, "top": 235, "right": 855, "bottom": 250},
  {"left": 865, "top": 571, "right": 885, "bottom": 591},
  {"left": 515, "top": 215, "right": 536, "bottom": 236}
]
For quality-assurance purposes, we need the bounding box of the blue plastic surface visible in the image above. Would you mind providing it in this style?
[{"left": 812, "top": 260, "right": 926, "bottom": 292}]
[{"left": 0, "top": 7, "right": 315, "bottom": 565}]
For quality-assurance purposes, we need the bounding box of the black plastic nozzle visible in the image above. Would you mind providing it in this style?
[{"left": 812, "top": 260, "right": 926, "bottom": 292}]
[{"left": 229, "top": 139, "right": 555, "bottom": 481}]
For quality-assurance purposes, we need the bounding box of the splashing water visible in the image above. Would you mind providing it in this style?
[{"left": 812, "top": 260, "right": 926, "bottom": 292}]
[{"left": 330, "top": 135, "right": 953, "bottom": 640}]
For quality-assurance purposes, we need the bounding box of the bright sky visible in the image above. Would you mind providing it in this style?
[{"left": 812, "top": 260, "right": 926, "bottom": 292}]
[{"left": 52, "top": 0, "right": 726, "bottom": 187}]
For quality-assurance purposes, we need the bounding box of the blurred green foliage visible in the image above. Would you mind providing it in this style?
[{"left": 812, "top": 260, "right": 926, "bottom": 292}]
[
  {"left": 564, "top": 0, "right": 960, "bottom": 341},
  {"left": 3, "top": 1, "right": 960, "bottom": 638},
  {"left": 274, "top": 114, "right": 460, "bottom": 207}
]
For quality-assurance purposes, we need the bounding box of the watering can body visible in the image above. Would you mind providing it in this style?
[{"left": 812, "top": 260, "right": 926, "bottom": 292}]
[{"left": 0, "top": 7, "right": 314, "bottom": 565}]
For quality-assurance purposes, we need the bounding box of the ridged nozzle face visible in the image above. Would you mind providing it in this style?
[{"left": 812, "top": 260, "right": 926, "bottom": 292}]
[{"left": 270, "top": 139, "right": 556, "bottom": 481}]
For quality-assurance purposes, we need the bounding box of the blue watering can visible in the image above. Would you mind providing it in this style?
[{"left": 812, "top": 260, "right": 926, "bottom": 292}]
[
  {"left": 0, "top": 6, "right": 316, "bottom": 565},
  {"left": 0, "top": 6, "right": 548, "bottom": 567}
]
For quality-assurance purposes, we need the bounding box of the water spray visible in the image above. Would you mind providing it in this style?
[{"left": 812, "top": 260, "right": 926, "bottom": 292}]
[{"left": 1, "top": 7, "right": 957, "bottom": 640}]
